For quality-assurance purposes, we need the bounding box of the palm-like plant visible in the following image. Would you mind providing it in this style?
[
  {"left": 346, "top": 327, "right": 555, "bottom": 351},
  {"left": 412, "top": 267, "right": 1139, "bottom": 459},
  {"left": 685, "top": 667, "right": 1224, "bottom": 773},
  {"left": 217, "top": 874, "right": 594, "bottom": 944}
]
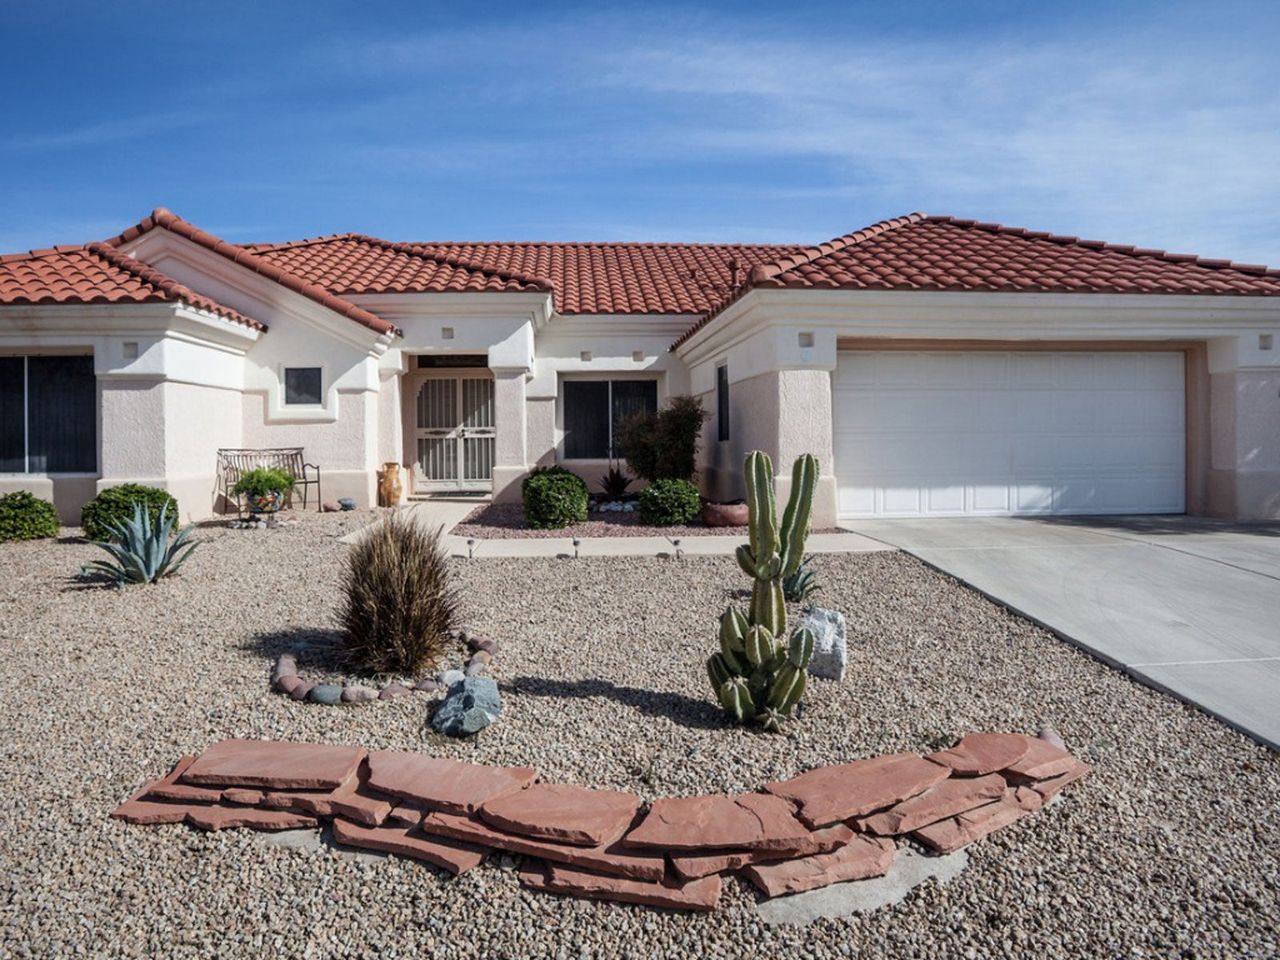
[{"left": 81, "top": 502, "right": 197, "bottom": 585}]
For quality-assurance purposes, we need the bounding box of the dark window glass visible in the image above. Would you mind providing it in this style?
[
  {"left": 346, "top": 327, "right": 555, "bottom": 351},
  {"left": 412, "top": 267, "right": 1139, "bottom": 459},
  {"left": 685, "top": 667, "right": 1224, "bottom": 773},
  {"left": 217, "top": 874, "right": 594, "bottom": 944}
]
[
  {"left": 610, "top": 380, "right": 657, "bottom": 456},
  {"left": 284, "top": 367, "right": 322, "bottom": 405},
  {"left": 717, "top": 365, "right": 730, "bottom": 442},
  {"left": 27, "top": 355, "right": 96, "bottom": 472},
  {"left": 0, "top": 357, "right": 24, "bottom": 471},
  {"left": 564, "top": 380, "right": 610, "bottom": 459}
]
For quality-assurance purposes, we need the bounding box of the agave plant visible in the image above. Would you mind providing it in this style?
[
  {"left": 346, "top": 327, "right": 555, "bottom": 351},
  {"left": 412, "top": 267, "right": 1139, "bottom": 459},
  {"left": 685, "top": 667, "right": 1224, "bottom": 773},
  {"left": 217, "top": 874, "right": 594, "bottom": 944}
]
[
  {"left": 81, "top": 502, "right": 197, "bottom": 585},
  {"left": 783, "top": 554, "right": 820, "bottom": 605}
]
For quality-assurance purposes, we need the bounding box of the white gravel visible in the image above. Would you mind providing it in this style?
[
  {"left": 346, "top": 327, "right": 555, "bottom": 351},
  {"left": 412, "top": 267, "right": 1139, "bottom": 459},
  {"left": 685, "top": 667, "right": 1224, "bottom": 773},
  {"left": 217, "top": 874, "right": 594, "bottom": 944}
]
[{"left": 1, "top": 512, "right": 1277, "bottom": 959}]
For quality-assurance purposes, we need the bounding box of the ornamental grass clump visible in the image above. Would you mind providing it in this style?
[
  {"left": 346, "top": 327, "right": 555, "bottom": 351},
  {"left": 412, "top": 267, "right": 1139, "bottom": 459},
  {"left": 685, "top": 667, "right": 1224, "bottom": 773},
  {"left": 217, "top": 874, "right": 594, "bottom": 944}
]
[
  {"left": 338, "top": 512, "right": 458, "bottom": 676},
  {"left": 707, "top": 450, "right": 820, "bottom": 732}
]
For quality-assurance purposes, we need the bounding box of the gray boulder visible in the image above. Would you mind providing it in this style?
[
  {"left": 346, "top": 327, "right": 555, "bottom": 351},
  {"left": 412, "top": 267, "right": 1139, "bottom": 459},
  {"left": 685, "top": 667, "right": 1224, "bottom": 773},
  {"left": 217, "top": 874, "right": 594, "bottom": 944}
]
[
  {"left": 431, "top": 677, "right": 503, "bottom": 737},
  {"left": 800, "top": 606, "right": 847, "bottom": 682},
  {"left": 308, "top": 683, "right": 343, "bottom": 705}
]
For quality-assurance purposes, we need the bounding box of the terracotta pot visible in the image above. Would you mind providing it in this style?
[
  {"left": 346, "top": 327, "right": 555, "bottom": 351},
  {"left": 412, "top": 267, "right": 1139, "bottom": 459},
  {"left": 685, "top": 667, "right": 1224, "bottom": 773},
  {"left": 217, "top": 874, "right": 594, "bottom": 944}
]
[
  {"left": 702, "top": 501, "right": 749, "bottom": 527},
  {"left": 378, "top": 462, "right": 403, "bottom": 507}
]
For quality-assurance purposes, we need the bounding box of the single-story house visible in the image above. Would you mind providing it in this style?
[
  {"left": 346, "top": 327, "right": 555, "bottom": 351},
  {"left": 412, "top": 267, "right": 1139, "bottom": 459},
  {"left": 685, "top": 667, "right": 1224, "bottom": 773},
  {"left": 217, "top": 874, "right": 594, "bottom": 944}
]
[{"left": 1, "top": 208, "right": 1278, "bottom": 525}]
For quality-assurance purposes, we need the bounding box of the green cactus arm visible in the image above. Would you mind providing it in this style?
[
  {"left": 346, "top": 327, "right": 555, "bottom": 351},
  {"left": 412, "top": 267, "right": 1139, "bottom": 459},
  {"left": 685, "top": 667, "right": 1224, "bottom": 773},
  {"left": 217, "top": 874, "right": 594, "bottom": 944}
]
[
  {"left": 779, "top": 454, "right": 818, "bottom": 578},
  {"left": 757, "top": 707, "right": 786, "bottom": 732},
  {"left": 751, "top": 578, "right": 787, "bottom": 638},
  {"left": 766, "top": 664, "right": 806, "bottom": 716},
  {"left": 788, "top": 626, "right": 816, "bottom": 668},
  {"left": 707, "top": 653, "right": 734, "bottom": 691},
  {"left": 743, "top": 624, "right": 775, "bottom": 667},
  {"left": 735, "top": 544, "right": 759, "bottom": 579},
  {"left": 745, "top": 451, "right": 778, "bottom": 561},
  {"left": 718, "top": 677, "right": 755, "bottom": 724}
]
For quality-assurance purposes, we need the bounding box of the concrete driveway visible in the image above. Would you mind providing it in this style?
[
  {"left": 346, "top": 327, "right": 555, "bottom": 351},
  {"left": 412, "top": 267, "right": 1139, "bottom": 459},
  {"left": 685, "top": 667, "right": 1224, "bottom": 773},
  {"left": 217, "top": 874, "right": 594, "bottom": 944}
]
[{"left": 843, "top": 516, "right": 1280, "bottom": 751}]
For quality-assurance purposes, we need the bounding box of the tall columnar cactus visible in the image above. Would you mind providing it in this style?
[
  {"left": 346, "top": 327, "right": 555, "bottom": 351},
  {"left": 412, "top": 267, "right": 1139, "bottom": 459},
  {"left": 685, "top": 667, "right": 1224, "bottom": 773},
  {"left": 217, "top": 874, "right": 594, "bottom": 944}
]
[{"left": 708, "top": 451, "right": 819, "bottom": 732}]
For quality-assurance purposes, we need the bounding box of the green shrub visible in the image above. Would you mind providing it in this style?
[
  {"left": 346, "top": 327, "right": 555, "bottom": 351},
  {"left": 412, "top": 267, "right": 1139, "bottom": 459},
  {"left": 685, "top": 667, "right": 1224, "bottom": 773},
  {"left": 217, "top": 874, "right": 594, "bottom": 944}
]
[
  {"left": 0, "top": 491, "right": 59, "bottom": 542},
  {"left": 616, "top": 395, "right": 710, "bottom": 482},
  {"left": 231, "top": 467, "right": 295, "bottom": 498},
  {"left": 638, "top": 478, "right": 702, "bottom": 526},
  {"left": 80, "top": 502, "right": 197, "bottom": 585},
  {"left": 81, "top": 484, "right": 179, "bottom": 542},
  {"left": 522, "top": 466, "right": 589, "bottom": 529},
  {"left": 338, "top": 512, "right": 458, "bottom": 675}
]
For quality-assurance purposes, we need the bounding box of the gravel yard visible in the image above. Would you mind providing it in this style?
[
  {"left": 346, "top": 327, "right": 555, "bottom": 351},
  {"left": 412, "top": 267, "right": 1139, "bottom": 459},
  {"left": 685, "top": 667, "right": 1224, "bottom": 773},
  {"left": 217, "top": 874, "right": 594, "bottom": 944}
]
[{"left": 1, "top": 512, "right": 1277, "bottom": 959}]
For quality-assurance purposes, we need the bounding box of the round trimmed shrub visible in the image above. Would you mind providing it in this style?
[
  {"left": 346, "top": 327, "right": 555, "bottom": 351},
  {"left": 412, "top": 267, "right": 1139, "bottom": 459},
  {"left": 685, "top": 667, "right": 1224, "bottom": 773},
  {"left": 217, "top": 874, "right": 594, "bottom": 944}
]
[
  {"left": 638, "top": 478, "right": 702, "bottom": 526},
  {"left": 81, "top": 484, "right": 179, "bottom": 542},
  {"left": 522, "top": 466, "right": 588, "bottom": 529},
  {"left": 0, "top": 491, "right": 59, "bottom": 542}
]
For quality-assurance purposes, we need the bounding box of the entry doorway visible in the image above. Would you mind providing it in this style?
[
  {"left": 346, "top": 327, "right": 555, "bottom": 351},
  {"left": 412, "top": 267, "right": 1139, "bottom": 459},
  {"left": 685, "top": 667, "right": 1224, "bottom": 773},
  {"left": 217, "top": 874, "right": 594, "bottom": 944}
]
[{"left": 410, "top": 370, "right": 496, "bottom": 493}]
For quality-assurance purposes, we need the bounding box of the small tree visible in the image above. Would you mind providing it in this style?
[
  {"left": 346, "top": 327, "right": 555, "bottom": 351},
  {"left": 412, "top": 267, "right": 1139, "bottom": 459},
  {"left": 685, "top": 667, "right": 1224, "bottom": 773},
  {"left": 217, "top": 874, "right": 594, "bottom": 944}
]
[{"left": 616, "top": 395, "right": 710, "bottom": 483}]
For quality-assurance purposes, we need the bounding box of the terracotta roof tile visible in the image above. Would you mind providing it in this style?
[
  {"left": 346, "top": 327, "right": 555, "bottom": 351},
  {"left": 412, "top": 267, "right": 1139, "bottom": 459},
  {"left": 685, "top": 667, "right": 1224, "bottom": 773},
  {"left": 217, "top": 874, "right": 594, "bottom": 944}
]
[
  {"left": 673, "top": 213, "right": 1280, "bottom": 348},
  {"left": 106, "top": 209, "right": 400, "bottom": 337},
  {"left": 0, "top": 242, "right": 265, "bottom": 331},
  {"left": 248, "top": 237, "right": 804, "bottom": 315}
]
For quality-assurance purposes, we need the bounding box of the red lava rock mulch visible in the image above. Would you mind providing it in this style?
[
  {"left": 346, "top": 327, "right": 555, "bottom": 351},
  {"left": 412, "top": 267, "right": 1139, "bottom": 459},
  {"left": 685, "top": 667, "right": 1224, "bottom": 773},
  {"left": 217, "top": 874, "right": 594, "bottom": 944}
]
[{"left": 112, "top": 732, "right": 1091, "bottom": 911}]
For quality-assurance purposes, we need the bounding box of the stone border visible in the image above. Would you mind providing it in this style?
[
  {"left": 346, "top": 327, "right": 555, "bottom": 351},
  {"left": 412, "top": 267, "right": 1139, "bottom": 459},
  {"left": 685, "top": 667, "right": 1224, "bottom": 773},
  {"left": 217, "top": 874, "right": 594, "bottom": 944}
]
[{"left": 270, "top": 627, "right": 499, "bottom": 705}]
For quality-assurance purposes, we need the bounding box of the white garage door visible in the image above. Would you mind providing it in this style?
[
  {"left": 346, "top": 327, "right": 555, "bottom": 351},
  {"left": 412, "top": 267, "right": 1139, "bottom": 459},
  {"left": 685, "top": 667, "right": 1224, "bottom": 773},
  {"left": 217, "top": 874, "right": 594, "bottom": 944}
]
[{"left": 833, "top": 350, "right": 1185, "bottom": 517}]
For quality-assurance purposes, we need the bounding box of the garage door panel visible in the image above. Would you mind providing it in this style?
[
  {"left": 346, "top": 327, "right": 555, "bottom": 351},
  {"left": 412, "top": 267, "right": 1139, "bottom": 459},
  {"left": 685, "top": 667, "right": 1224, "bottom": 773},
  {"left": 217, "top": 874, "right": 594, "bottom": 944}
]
[{"left": 834, "top": 350, "right": 1185, "bottom": 518}]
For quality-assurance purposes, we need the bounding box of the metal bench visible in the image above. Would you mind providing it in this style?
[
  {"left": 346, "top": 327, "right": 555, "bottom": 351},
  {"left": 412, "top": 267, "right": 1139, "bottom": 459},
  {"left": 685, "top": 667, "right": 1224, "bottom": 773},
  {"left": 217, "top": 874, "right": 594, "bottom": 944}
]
[{"left": 216, "top": 447, "right": 321, "bottom": 515}]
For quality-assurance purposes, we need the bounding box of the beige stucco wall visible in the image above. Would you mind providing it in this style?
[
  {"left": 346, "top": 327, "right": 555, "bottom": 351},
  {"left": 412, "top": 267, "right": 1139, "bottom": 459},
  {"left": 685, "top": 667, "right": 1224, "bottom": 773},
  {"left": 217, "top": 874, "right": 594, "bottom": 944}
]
[
  {"left": 162, "top": 380, "right": 243, "bottom": 519},
  {"left": 0, "top": 475, "right": 98, "bottom": 525},
  {"left": 526, "top": 396, "right": 556, "bottom": 469},
  {"left": 1208, "top": 368, "right": 1280, "bottom": 519}
]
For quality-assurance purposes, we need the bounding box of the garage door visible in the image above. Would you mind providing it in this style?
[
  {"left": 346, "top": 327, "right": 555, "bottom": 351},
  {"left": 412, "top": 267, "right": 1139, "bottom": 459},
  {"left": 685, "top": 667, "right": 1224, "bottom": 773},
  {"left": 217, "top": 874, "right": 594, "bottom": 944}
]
[{"left": 833, "top": 350, "right": 1185, "bottom": 517}]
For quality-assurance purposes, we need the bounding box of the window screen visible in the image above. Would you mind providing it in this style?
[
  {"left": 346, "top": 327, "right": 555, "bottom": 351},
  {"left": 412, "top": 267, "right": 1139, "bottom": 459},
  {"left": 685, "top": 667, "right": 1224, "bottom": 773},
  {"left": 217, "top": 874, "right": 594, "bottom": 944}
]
[
  {"left": 610, "top": 380, "right": 657, "bottom": 455},
  {"left": 0, "top": 357, "right": 24, "bottom": 472},
  {"left": 564, "top": 380, "right": 610, "bottom": 458},
  {"left": 284, "top": 367, "right": 323, "bottom": 405},
  {"left": 717, "top": 365, "right": 730, "bottom": 442}
]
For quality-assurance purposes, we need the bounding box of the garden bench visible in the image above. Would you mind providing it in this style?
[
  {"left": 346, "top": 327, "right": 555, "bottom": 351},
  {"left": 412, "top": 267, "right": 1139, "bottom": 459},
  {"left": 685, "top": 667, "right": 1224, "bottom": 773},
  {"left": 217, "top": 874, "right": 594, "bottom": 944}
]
[{"left": 216, "top": 447, "right": 321, "bottom": 515}]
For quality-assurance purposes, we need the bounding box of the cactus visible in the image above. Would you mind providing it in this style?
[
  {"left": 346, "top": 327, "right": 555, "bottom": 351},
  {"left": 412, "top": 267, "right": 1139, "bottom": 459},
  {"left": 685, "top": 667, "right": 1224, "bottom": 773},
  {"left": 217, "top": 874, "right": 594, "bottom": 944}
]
[{"left": 706, "top": 450, "right": 820, "bottom": 731}]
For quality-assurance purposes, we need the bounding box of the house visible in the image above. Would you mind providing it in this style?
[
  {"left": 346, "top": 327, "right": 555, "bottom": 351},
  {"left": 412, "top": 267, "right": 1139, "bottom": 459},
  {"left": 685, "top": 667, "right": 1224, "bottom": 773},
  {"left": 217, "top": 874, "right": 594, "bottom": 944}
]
[{"left": 1, "top": 208, "right": 1278, "bottom": 525}]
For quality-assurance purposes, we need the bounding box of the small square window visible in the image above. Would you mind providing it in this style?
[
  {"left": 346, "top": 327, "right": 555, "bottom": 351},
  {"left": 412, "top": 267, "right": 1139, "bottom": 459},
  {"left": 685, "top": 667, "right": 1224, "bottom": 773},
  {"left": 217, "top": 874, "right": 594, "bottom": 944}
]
[{"left": 284, "top": 367, "right": 322, "bottom": 405}]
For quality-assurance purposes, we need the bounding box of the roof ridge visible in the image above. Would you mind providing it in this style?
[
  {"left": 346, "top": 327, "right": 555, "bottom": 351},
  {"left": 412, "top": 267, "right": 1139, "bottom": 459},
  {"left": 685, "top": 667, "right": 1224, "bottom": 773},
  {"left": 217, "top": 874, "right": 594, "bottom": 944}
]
[
  {"left": 927, "top": 216, "right": 1280, "bottom": 278},
  {"left": 407, "top": 240, "right": 806, "bottom": 250},
  {"left": 746, "top": 213, "right": 929, "bottom": 285},
  {"left": 83, "top": 242, "right": 265, "bottom": 331},
  {"left": 350, "top": 235, "right": 554, "bottom": 291},
  {"left": 241, "top": 233, "right": 362, "bottom": 253},
  {"left": 105, "top": 209, "right": 401, "bottom": 337}
]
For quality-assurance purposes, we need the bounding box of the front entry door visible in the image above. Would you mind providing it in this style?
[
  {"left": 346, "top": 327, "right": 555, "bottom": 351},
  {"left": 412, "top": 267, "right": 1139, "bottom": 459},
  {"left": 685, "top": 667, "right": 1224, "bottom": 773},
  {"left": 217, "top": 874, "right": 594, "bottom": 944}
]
[{"left": 414, "top": 375, "right": 496, "bottom": 492}]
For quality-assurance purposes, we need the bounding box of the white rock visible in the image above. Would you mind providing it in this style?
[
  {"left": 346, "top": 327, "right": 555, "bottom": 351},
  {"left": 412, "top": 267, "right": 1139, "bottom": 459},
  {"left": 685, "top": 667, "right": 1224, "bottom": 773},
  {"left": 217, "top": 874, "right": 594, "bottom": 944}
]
[{"left": 801, "top": 606, "right": 848, "bottom": 681}]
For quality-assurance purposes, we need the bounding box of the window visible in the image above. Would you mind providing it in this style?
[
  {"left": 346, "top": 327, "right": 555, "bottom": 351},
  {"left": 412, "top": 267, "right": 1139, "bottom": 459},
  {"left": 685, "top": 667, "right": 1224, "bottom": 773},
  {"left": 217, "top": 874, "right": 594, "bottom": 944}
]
[
  {"left": 283, "top": 367, "right": 323, "bottom": 405},
  {"left": 717, "top": 364, "right": 730, "bottom": 442},
  {"left": 0, "top": 355, "right": 96, "bottom": 474},
  {"left": 563, "top": 379, "right": 658, "bottom": 459}
]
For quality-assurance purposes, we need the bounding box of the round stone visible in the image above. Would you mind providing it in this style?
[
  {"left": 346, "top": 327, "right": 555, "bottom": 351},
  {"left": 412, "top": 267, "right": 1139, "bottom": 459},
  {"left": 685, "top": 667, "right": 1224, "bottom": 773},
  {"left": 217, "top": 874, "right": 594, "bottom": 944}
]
[
  {"left": 307, "top": 683, "right": 343, "bottom": 705},
  {"left": 341, "top": 685, "right": 378, "bottom": 704}
]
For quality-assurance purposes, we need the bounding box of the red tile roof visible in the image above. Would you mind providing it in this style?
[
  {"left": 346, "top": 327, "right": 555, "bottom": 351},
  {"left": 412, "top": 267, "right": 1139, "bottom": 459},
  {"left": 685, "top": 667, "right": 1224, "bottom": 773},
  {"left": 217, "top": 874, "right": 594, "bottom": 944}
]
[
  {"left": 248, "top": 237, "right": 804, "bottom": 315},
  {"left": 106, "top": 209, "right": 400, "bottom": 337},
  {"left": 673, "top": 213, "right": 1280, "bottom": 348},
  {"left": 0, "top": 242, "right": 265, "bottom": 330}
]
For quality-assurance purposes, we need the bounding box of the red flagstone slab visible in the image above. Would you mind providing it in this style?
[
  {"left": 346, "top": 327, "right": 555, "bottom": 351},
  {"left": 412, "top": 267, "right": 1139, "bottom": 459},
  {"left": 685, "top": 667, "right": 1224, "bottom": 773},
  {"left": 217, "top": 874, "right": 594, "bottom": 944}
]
[
  {"left": 927, "top": 733, "right": 1031, "bottom": 776},
  {"left": 763, "top": 754, "right": 950, "bottom": 828},
  {"left": 422, "top": 811, "right": 665, "bottom": 881},
  {"left": 1003, "top": 736, "right": 1079, "bottom": 781},
  {"left": 743, "top": 834, "right": 897, "bottom": 898},
  {"left": 480, "top": 783, "right": 642, "bottom": 847},
  {"left": 185, "top": 805, "right": 318, "bottom": 832},
  {"left": 259, "top": 765, "right": 361, "bottom": 817},
  {"left": 332, "top": 818, "right": 488, "bottom": 875},
  {"left": 221, "top": 788, "right": 266, "bottom": 806},
  {"left": 180, "top": 739, "right": 367, "bottom": 790},
  {"left": 911, "top": 788, "right": 1039, "bottom": 854},
  {"left": 366, "top": 751, "right": 536, "bottom": 815},
  {"left": 113, "top": 756, "right": 202, "bottom": 825},
  {"left": 387, "top": 802, "right": 428, "bottom": 828},
  {"left": 670, "top": 824, "right": 855, "bottom": 880},
  {"left": 623, "top": 792, "right": 810, "bottom": 852},
  {"left": 520, "top": 861, "right": 721, "bottom": 912},
  {"left": 147, "top": 780, "right": 224, "bottom": 805},
  {"left": 288, "top": 761, "right": 393, "bottom": 827},
  {"left": 1024, "top": 759, "right": 1092, "bottom": 802},
  {"left": 858, "top": 773, "right": 1007, "bottom": 835}
]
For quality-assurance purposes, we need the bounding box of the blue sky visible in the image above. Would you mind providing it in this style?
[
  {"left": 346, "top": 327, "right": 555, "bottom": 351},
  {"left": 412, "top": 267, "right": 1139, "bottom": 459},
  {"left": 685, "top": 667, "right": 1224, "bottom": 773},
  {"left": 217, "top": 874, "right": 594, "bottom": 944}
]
[{"left": 2, "top": 1, "right": 1278, "bottom": 263}]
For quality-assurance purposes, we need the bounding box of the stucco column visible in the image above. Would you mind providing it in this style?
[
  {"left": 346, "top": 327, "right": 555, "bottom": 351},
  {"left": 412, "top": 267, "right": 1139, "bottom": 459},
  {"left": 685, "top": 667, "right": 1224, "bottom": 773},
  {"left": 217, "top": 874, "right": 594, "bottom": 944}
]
[
  {"left": 98, "top": 378, "right": 168, "bottom": 483},
  {"left": 1207, "top": 337, "right": 1280, "bottom": 519},
  {"left": 490, "top": 368, "right": 529, "bottom": 503},
  {"left": 775, "top": 368, "right": 838, "bottom": 528}
]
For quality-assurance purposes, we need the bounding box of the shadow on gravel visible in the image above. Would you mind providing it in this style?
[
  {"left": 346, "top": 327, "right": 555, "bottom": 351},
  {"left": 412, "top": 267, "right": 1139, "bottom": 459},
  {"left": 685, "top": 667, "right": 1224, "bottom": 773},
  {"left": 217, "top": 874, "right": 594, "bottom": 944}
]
[
  {"left": 505, "top": 675, "right": 726, "bottom": 730},
  {"left": 242, "top": 626, "right": 351, "bottom": 672}
]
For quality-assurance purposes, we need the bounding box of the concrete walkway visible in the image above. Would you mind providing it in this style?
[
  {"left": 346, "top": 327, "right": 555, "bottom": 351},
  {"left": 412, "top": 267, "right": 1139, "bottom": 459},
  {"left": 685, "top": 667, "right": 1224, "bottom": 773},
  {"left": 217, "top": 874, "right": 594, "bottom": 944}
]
[{"left": 844, "top": 516, "right": 1280, "bottom": 752}]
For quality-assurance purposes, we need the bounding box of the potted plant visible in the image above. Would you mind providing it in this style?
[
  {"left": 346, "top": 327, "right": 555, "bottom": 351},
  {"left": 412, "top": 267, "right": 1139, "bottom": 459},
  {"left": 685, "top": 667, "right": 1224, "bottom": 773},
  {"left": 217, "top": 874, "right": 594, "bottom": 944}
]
[
  {"left": 702, "top": 499, "right": 749, "bottom": 527},
  {"left": 232, "top": 467, "right": 295, "bottom": 514}
]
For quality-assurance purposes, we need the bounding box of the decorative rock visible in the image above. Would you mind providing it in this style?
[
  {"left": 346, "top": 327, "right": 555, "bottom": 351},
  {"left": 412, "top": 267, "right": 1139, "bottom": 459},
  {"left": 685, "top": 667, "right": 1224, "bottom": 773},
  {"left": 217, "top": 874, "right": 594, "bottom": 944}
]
[
  {"left": 424, "top": 811, "right": 664, "bottom": 881},
  {"left": 743, "top": 835, "right": 897, "bottom": 898},
  {"left": 1038, "top": 725, "right": 1067, "bottom": 751},
  {"left": 1003, "top": 734, "right": 1079, "bottom": 780},
  {"left": 928, "top": 732, "right": 1031, "bottom": 776},
  {"left": 857, "top": 773, "right": 1007, "bottom": 835},
  {"left": 307, "top": 684, "right": 343, "bottom": 706},
  {"left": 387, "top": 803, "right": 427, "bottom": 828},
  {"left": 479, "top": 783, "right": 642, "bottom": 847},
  {"left": 470, "top": 650, "right": 493, "bottom": 666},
  {"left": 179, "top": 739, "right": 367, "bottom": 790},
  {"left": 670, "top": 823, "right": 855, "bottom": 880},
  {"left": 911, "top": 788, "right": 1041, "bottom": 854},
  {"left": 322, "top": 765, "right": 395, "bottom": 827},
  {"left": 414, "top": 677, "right": 441, "bottom": 693},
  {"left": 112, "top": 756, "right": 200, "bottom": 825},
  {"left": 623, "top": 792, "right": 810, "bottom": 852},
  {"left": 221, "top": 788, "right": 266, "bottom": 806},
  {"left": 185, "top": 805, "right": 319, "bottom": 832},
  {"left": 431, "top": 676, "right": 502, "bottom": 737},
  {"left": 378, "top": 682, "right": 410, "bottom": 700},
  {"left": 764, "top": 753, "right": 950, "bottom": 828},
  {"left": 321, "top": 501, "right": 341, "bottom": 512},
  {"left": 520, "top": 861, "right": 721, "bottom": 912},
  {"left": 341, "top": 685, "right": 379, "bottom": 704},
  {"left": 464, "top": 658, "right": 488, "bottom": 677},
  {"left": 332, "top": 818, "right": 489, "bottom": 875},
  {"left": 440, "top": 669, "right": 466, "bottom": 688},
  {"left": 1025, "top": 758, "right": 1092, "bottom": 801},
  {"left": 799, "top": 606, "right": 848, "bottom": 681},
  {"left": 473, "top": 638, "right": 499, "bottom": 656},
  {"left": 289, "top": 681, "right": 314, "bottom": 701},
  {"left": 276, "top": 675, "right": 306, "bottom": 697},
  {"left": 271, "top": 654, "right": 298, "bottom": 686},
  {"left": 366, "top": 751, "right": 535, "bottom": 815},
  {"left": 338, "top": 497, "right": 356, "bottom": 511},
  {"left": 148, "top": 779, "right": 224, "bottom": 805}
]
